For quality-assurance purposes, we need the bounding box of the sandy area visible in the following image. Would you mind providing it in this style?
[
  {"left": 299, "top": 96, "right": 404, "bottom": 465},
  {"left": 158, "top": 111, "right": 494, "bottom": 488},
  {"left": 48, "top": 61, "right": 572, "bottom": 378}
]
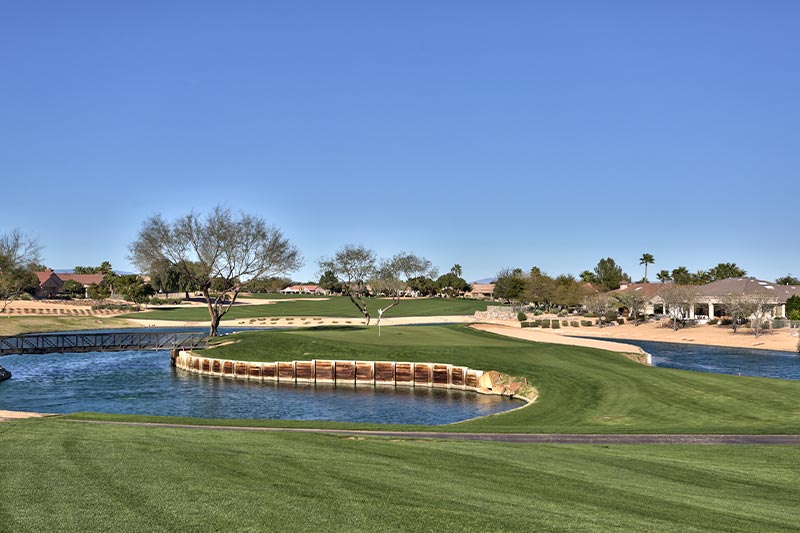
[
  {"left": 127, "top": 315, "right": 477, "bottom": 330},
  {"left": 471, "top": 324, "right": 646, "bottom": 357},
  {"left": 0, "top": 410, "right": 51, "bottom": 422},
  {"left": 564, "top": 321, "right": 799, "bottom": 353}
]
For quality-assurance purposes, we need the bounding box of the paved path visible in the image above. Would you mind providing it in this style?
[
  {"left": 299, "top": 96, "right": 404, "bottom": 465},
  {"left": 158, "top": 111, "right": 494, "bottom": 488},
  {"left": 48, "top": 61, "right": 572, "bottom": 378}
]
[{"left": 62, "top": 420, "right": 800, "bottom": 444}]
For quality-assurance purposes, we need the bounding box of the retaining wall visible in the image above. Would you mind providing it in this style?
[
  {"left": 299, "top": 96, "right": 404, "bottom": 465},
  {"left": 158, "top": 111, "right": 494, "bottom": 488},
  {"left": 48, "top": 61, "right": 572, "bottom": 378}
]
[{"left": 173, "top": 350, "right": 490, "bottom": 392}]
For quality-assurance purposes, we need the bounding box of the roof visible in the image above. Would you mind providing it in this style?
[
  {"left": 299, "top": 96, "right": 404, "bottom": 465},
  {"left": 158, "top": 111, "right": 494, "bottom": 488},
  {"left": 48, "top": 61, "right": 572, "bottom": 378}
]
[
  {"left": 699, "top": 278, "right": 800, "bottom": 303},
  {"left": 57, "top": 273, "right": 104, "bottom": 286},
  {"left": 35, "top": 270, "right": 60, "bottom": 284},
  {"left": 468, "top": 283, "right": 495, "bottom": 294},
  {"left": 612, "top": 282, "right": 667, "bottom": 299}
]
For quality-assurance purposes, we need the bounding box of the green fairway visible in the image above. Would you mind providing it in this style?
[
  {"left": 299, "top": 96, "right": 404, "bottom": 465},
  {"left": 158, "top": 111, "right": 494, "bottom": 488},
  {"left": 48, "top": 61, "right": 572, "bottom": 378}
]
[
  {"left": 1, "top": 419, "right": 798, "bottom": 532},
  {"left": 188, "top": 325, "right": 800, "bottom": 434},
  {"left": 122, "top": 296, "right": 499, "bottom": 321}
]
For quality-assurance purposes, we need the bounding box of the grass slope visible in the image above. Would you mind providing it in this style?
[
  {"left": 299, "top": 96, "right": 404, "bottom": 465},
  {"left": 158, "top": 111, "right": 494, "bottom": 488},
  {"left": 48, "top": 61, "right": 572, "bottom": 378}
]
[
  {"left": 122, "top": 296, "right": 498, "bottom": 321},
  {"left": 190, "top": 325, "right": 800, "bottom": 434},
  {"left": 0, "top": 419, "right": 798, "bottom": 532}
]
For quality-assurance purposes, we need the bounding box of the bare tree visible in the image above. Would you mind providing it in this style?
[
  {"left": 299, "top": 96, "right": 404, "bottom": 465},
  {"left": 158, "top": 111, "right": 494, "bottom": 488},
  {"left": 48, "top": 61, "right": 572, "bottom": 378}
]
[
  {"left": 614, "top": 291, "right": 648, "bottom": 326},
  {"left": 658, "top": 284, "right": 700, "bottom": 331},
  {"left": 130, "top": 206, "right": 301, "bottom": 336},
  {"left": 718, "top": 289, "right": 776, "bottom": 336},
  {"left": 583, "top": 293, "right": 612, "bottom": 327},
  {"left": 0, "top": 229, "right": 42, "bottom": 313},
  {"left": 318, "top": 245, "right": 376, "bottom": 325},
  {"left": 371, "top": 252, "right": 436, "bottom": 327},
  {"left": 719, "top": 292, "right": 756, "bottom": 334}
]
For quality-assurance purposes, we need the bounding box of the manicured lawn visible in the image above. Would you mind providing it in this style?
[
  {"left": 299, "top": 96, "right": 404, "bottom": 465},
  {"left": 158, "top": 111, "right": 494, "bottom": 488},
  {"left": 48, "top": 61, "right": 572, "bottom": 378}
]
[
  {"left": 0, "top": 316, "right": 139, "bottom": 336},
  {"left": 192, "top": 325, "right": 800, "bottom": 434},
  {"left": 122, "top": 296, "right": 499, "bottom": 321},
  {"left": 1, "top": 419, "right": 798, "bottom": 532}
]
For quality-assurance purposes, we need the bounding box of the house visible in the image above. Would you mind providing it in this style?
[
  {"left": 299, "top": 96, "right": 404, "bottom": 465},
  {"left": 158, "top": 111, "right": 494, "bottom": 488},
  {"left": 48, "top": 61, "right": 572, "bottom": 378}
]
[
  {"left": 33, "top": 270, "right": 105, "bottom": 299},
  {"left": 465, "top": 283, "right": 495, "bottom": 300},
  {"left": 612, "top": 278, "right": 800, "bottom": 319},
  {"left": 34, "top": 270, "right": 63, "bottom": 298},
  {"left": 280, "top": 284, "right": 324, "bottom": 295}
]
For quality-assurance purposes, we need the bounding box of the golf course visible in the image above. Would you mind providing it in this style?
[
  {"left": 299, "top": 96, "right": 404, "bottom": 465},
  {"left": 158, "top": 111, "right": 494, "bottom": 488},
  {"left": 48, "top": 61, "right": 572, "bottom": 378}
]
[{"left": 2, "top": 324, "right": 800, "bottom": 531}]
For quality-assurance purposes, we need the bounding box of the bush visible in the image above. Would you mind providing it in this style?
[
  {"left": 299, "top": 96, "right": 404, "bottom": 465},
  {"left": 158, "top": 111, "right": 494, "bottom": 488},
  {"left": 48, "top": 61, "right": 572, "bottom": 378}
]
[
  {"left": 708, "top": 318, "right": 718, "bottom": 325},
  {"left": 541, "top": 321, "right": 550, "bottom": 328},
  {"left": 19, "top": 293, "right": 32, "bottom": 301},
  {"left": 91, "top": 303, "right": 140, "bottom": 312},
  {"left": 616, "top": 318, "right": 624, "bottom": 325},
  {"left": 87, "top": 283, "right": 111, "bottom": 300},
  {"left": 604, "top": 310, "right": 618, "bottom": 322},
  {"left": 517, "top": 311, "right": 527, "bottom": 322},
  {"left": 551, "top": 320, "right": 560, "bottom": 329},
  {"left": 557, "top": 310, "right": 568, "bottom": 317},
  {"left": 585, "top": 313, "right": 597, "bottom": 318},
  {"left": 570, "top": 321, "right": 579, "bottom": 327},
  {"left": 561, "top": 320, "right": 568, "bottom": 326},
  {"left": 149, "top": 297, "right": 184, "bottom": 305},
  {"left": 789, "top": 309, "right": 800, "bottom": 321},
  {"left": 720, "top": 318, "right": 733, "bottom": 326},
  {"left": 580, "top": 320, "right": 593, "bottom": 327}
]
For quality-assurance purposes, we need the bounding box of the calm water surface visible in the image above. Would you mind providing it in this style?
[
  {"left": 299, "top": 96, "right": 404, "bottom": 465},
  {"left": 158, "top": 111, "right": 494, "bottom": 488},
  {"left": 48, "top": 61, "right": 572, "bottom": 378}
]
[
  {"left": 0, "top": 349, "right": 519, "bottom": 424},
  {"left": 595, "top": 338, "right": 800, "bottom": 380}
]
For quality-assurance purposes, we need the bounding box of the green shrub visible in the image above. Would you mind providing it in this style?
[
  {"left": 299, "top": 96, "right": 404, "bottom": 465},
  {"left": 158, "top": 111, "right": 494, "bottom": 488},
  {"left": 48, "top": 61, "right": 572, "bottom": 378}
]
[
  {"left": 541, "top": 321, "right": 550, "bottom": 328},
  {"left": 616, "top": 318, "right": 624, "bottom": 325},
  {"left": 551, "top": 320, "right": 560, "bottom": 329},
  {"left": 557, "top": 310, "right": 568, "bottom": 317},
  {"left": 708, "top": 318, "right": 718, "bottom": 325},
  {"left": 517, "top": 311, "right": 527, "bottom": 322},
  {"left": 561, "top": 320, "right": 568, "bottom": 326},
  {"left": 570, "top": 321, "right": 579, "bottom": 327},
  {"left": 19, "top": 293, "right": 32, "bottom": 301},
  {"left": 91, "top": 303, "right": 140, "bottom": 312},
  {"left": 720, "top": 318, "right": 733, "bottom": 326},
  {"left": 580, "top": 320, "right": 593, "bottom": 327},
  {"left": 604, "top": 310, "right": 619, "bottom": 322},
  {"left": 532, "top": 320, "right": 542, "bottom": 327},
  {"left": 789, "top": 309, "right": 800, "bottom": 321}
]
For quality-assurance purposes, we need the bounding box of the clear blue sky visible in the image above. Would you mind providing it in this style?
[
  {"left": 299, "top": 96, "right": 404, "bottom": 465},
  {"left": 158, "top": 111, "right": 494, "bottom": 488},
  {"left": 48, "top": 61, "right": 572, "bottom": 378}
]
[{"left": 2, "top": 2, "right": 798, "bottom": 283}]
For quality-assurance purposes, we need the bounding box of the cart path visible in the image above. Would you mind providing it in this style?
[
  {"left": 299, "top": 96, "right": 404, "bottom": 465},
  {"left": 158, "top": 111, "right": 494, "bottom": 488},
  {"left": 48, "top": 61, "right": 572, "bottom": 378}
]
[{"left": 59, "top": 420, "right": 800, "bottom": 444}]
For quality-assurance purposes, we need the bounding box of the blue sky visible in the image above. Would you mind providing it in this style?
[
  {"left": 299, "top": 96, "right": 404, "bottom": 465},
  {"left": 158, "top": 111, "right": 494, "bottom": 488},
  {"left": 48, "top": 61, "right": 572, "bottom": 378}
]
[{"left": 2, "top": 2, "right": 798, "bottom": 283}]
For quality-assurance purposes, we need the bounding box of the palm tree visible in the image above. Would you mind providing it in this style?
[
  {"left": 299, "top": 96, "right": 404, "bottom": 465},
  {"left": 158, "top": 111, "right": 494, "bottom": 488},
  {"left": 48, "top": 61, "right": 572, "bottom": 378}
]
[
  {"left": 639, "top": 253, "right": 655, "bottom": 283},
  {"left": 450, "top": 264, "right": 462, "bottom": 277}
]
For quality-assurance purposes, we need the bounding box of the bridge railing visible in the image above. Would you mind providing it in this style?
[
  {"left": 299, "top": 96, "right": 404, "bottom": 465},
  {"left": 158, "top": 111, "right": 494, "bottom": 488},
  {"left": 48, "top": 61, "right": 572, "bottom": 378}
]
[{"left": 0, "top": 331, "right": 209, "bottom": 356}]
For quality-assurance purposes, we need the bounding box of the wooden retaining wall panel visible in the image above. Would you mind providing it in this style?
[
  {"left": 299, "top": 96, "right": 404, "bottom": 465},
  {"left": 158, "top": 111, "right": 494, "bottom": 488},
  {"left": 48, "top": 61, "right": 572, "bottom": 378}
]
[
  {"left": 315, "top": 360, "right": 334, "bottom": 382},
  {"left": 374, "top": 362, "right": 395, "bottom": 384},
  {"left": 465, "top": 370, "right": 479, "bottom": 388},
  {"left": 248, "top": 364, "right": 262, "bottom": 378},
  {"left": 395, "top": 363, "right": 413, "bottom": 383},
  {"left": 451, "top": 367, "right": 464, "bottom": 386},
  {"left": 192, "top": 358, "right": 201, "bottom": 370},
  {"left": 212, "top": 360, "right": 222, "bottom": 373},
  {"left": 355, "top": 361, "right": 374, "bottom": 383},
  {"left": 278, "top": 362, "right": 295, "bottom": 381},
  {"left": 414, "top": 363, "right": 432, "bottom": 385},
  {"left": 222, "top": 361, "right": 234, "bottom": 375},
  {"left": 235, "top": 362, "right": 248, "bottom": 377},
  {"left": 262, "top": 363, "right": 277, "bottom": 379},
  {"left": 201, "top": 359, "right": 211, "bottom": 372},
  {"left": 295, "top": 361, "right": 314, "bottom": 382},
  {"left": 432, "top": 364, "right": 450, "bottom": 387},
  {"left": 335, "top": 361, "right": 355, "bottom": 382}
]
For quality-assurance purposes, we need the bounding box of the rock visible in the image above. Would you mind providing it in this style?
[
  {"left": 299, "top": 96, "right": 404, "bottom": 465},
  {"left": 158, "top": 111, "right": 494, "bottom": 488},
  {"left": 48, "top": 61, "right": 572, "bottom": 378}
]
[{"left": 0, "top": 366, "right": 11, "bottom": 382}]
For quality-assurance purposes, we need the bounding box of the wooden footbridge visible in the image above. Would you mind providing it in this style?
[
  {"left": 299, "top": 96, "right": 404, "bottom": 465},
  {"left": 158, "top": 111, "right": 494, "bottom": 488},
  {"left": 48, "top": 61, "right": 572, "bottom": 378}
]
[{"left": 0, "top": 331, "right": 209, "bottom": 356}]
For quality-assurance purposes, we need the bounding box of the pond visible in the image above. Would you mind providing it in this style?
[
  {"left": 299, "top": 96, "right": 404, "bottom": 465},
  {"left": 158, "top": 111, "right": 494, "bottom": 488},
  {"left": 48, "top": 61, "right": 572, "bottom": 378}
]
[
  {"left": 0, "top": 349, "right": 520, "bottom": 424},
  {"left": 597, "top": 338, "right": 800, "bottom": 381}
]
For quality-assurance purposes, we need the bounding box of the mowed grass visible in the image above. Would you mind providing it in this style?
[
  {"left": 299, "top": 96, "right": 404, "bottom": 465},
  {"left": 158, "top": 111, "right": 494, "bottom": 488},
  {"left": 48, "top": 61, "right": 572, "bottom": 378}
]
[
  {"left": 189, "top": 325, "right": 800, "bottom": 434},
  {"left": 0, "top": 316, "right": 140, "bottom": 336},
  {"left": 1, "top": 419, "right": 798, "bottom": 532},
  {"left": 122, "top": 296, "right": 499, "bottom": 321}
]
